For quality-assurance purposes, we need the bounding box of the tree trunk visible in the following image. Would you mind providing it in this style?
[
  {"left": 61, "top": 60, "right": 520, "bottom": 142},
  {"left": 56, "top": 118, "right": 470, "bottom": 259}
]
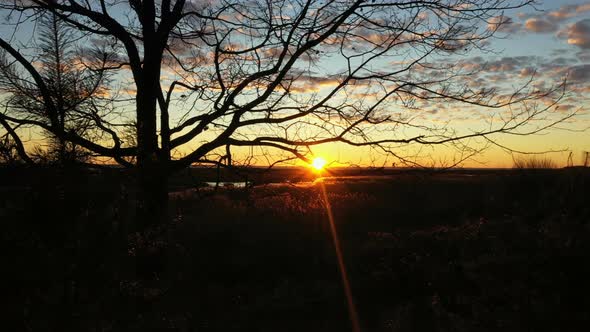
[
  {"left": 134, "top": 22, "right": 168, "bottom": 229},
  {"left": 136, "top": 161, "right": 168, "bottom": 229},
  {"left": 135, "top": 80, "right": 167, "bottom": 229},
  {"left": 134, "top": 82, "right": 169, "bottom": 314}
]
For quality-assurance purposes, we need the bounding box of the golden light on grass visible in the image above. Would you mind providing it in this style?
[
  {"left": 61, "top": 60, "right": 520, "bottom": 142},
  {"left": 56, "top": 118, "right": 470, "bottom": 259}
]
[{"left": 311, "top": 157, "right": 327, "bottom": 171}]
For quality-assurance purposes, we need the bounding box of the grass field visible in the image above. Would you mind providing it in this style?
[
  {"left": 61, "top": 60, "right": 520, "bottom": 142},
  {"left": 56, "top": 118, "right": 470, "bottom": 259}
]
[{"left": 2, "top": 165, "right": 590, "bottom": 331}]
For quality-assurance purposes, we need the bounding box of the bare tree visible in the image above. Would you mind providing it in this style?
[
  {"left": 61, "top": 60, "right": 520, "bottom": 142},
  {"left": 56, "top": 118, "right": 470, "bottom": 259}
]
[
  {"left": 0, "top": 0, "right": 576, "bottom": 226},
  {"left": 0, "top": 11, "right": 116, "bottom": 165}
]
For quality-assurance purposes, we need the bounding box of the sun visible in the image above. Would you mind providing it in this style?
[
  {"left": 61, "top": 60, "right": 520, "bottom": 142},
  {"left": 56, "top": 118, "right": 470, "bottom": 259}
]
[{"left": 311, "top": 157, "right": 327, "bottom": 171}]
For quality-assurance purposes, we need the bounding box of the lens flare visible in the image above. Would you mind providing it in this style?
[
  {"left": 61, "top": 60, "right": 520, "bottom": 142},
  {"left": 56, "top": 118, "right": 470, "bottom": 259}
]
[{"left": 318, "top": 181, "right": 361, "bottom": 332}]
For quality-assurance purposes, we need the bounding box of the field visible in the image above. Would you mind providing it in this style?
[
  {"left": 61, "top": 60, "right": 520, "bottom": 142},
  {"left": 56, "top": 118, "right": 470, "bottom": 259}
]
[{"left": 2, "top": 165, "right": 590, "bottom": 331}]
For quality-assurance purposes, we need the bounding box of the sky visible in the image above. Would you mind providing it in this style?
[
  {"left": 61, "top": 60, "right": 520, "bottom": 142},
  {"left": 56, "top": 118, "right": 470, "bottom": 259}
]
[
  {"left": 311, "top": 0, "right": 590, "bottom": 168},
  {"left": 482, "top": 0, "right": 590, "bottom": 167},
  {"left": 173, "top": 0, "right": 590, "bottom": 169},
  {"left": 184, "top": 0, "right": 590, "bottom": 168},
  {"left": 1, "top": 1, "right": 590, "bottom": 168}
]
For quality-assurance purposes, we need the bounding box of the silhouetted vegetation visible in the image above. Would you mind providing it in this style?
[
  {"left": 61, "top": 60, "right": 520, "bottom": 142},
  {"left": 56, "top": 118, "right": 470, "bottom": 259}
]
[
  {"left": 513, "top": 156, "right": 557, "bottom": 169},
  {"left": 3, "top": 165, "right": 589, "bottom": 331}
]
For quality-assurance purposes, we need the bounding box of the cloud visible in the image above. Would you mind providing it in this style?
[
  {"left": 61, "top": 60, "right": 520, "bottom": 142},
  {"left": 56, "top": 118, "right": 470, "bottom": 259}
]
[
  {"left": 555, "top": 104, "right": 577, "bottom": 112},
  {"left": 524, "top": 18, "right": 559, "bottom": 33},
  {"left": 548, "top": 3, "right": 590, "bottom": 21},
  {"left": 576, "top": 50, "right": 590, "bottom": 61},
  {"left": 519, "top": 67, "right": 536, "bottom": 77},
  {"left": 560, "top": 19, "right": 590, "bottom": 49},
  {"left": 566, "top": 64, "right": 590, "bottom": 82},
  {"left": 469, "top": 56, "right": 537, "bottom": 73},
  {"left": 548, "top": 5, "right": 580, "bottom": 21},
  {"left": 516, "top": 4, "right": 590, "bottom": 36},
  {"left": 283, "top": 74, "right": 341, "bottom": 93},
  {"left": 488, "top": 15, "right": 523, "bottom": 34},
  {"left": 519, "top": 4, "right": 590, "bottom": 22},
  {"left": 441, "top": 55, "right": 587, "bottom": 94}
]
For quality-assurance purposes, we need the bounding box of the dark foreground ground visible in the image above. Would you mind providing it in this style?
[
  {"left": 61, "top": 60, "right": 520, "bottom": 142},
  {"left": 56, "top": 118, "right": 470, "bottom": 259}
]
[{"left": 1, "top": 165, "right": 590, "bottom": 331}]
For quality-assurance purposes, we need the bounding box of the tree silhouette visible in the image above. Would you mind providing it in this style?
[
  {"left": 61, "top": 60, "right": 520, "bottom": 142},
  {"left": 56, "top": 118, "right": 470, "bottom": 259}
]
[
  {"left": 0, "top": 0, "right": 576, "bottom": 226},
  {"left": 0, "top": 12, "right": 113, "bottom": 165}
]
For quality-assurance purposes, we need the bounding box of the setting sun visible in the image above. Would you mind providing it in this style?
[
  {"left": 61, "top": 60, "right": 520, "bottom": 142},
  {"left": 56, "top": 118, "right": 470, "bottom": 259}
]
[{"left": 311, "top": 157, "right": 327, "bottom": 171}]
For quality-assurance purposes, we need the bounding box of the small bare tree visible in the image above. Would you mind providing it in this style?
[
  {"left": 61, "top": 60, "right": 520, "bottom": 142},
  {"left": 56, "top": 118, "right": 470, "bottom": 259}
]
[
  {"left": 0, "top": 0, "right": 577, "bottom": 225},
  {"left": 0, "top": 12, "right": 115, "bottom": 165}
]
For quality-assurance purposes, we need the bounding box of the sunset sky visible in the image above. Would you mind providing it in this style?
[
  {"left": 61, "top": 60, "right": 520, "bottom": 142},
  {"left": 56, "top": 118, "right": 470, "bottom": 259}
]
[
  {"left": 309, "top": 0, "right": 590, "bottom": 168},
  {"left": 176, "top": 0, "right": 590, "bottom": 168},
  {"left": 1, "top": 1, "right": 590, "bottom": 168}
]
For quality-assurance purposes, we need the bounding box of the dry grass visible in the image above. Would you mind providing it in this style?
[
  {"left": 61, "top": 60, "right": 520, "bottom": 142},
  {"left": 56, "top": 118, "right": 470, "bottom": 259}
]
[
  {"left": 3, "top": 167, "right": 590, "bottom": 331},
  {"left": 513, "top": 155, "right": 557, "bottom": 169}
]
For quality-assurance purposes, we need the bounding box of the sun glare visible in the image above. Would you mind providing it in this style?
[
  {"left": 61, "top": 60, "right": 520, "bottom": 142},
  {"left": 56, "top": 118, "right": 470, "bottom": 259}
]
[{"left": 311, "top": 157, "right": 327, "bottom": 171}]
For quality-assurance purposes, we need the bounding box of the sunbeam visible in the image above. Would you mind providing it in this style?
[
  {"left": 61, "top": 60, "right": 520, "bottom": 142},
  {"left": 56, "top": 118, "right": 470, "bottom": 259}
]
[{"left": 318, "top": 179, "right": 361, "bottom": 332}]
